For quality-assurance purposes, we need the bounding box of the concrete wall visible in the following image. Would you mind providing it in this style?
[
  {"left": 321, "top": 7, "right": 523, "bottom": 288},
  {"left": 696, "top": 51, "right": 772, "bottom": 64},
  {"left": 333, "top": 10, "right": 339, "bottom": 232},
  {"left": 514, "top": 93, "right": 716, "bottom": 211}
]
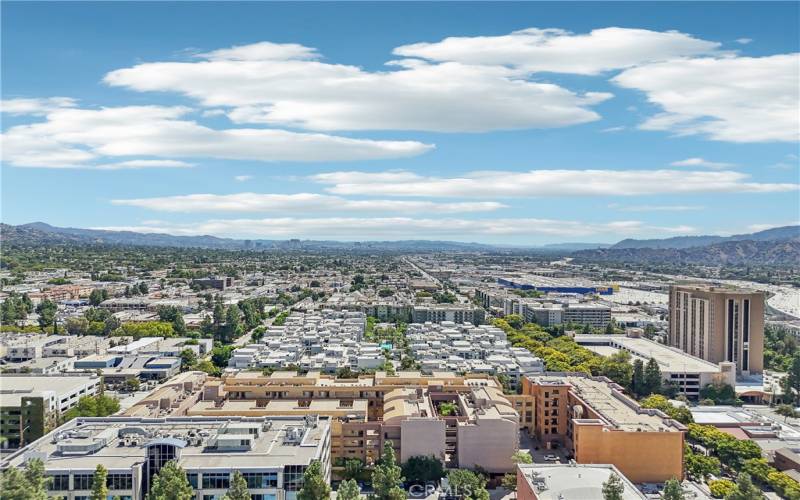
[
  {"left": 457, "top": 417, "right": 518, "bottom": 473},
  {"left": 400, "top": 418, "right": 446, "bottom": 463}
]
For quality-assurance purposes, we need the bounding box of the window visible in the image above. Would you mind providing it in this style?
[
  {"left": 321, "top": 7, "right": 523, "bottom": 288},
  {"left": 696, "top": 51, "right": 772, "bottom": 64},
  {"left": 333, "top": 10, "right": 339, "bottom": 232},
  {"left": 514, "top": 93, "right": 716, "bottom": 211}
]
[
  {"left": 187, "top": 473, "right": 199, "bottom": 488},
  {"left": 73, "top": 474, "right": 94, "bottom": 490},
  {"left": 108, "top": 473, "right": 134, "bottom": 490},
  {"left": 202, "top": 473, "right": 230, "bottom": 489},
  {"left": 283, "top": 465, "right": 306, "bottom": 491},
  {"left": 243, "top": 472, "right": 278, "bottom": 489},
  {"left": 48, "top": 474, "right": 70, "bottom": 491}
]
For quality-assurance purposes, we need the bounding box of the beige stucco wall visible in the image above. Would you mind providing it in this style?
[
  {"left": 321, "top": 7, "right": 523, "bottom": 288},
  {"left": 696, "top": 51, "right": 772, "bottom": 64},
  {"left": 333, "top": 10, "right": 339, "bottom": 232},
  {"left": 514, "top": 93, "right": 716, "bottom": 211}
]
[
  {"left": 457, "top": 417, "right": 518, "bottom": 473},
  {"left": 400, "top": 418, "right": 446, "bottom": 463}
]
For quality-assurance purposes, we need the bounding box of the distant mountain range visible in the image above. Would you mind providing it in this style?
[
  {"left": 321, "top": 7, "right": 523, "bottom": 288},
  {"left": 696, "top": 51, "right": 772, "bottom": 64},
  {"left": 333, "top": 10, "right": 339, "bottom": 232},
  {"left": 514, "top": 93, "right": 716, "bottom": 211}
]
[
  {"left": 0, "top": 222, "right": 503, "bottom": 252},
  {"left": 574, "top": 225, "right": 800, "bottom": 267},
  {"left": 610, "top": 225, "right": 799, "bottom": 249},
  {"left": 1, "top": 222, "right": 798, "bottom": 265}
]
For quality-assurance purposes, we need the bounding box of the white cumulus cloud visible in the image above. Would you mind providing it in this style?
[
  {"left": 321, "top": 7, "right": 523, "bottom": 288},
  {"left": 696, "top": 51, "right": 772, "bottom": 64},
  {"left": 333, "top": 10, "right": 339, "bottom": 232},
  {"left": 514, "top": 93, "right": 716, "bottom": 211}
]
[
  {"left": 103, "top": 40, "right": 612, "bottom": 132},
  {"left": 614, "top": 54, "right": 800, "bottom": 142},
  {"left": 311, "top": 169, "right": 798, "bottom": 197},
  {"left": 670, "top": 157, "right": 736, "bottom": 169},
  {"left": 110, "top": 192, "right": 507, "bottom": 214},
  {"left": 393, "top": 27, "right": 721, "bottom": 75},
  {"left": 0, "top": 105, "right": 433, "bottom": 168}
]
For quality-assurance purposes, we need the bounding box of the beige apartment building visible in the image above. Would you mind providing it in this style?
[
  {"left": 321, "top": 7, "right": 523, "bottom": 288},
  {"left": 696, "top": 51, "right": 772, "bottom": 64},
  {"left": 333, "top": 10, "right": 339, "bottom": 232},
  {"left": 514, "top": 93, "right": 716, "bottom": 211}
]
[
  {"left": 131, "top": 370, "right": 532, "bottom": 475},
  {"left": 521, "top": 374, "right": 685, "bottom": 483},
  {"left": 669, "top": 284, "right": 764, "bottom": 374}
]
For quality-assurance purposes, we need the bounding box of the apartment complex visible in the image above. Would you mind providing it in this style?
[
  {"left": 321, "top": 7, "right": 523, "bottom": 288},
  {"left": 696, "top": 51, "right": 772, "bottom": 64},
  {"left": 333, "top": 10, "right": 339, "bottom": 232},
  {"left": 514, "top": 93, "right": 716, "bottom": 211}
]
[
  {"left": 170, "top": 370, "right": 531, "bottom": 474},
  {"left": 669, "top": 285, "right": 764, "bottom": 374},
  {"left": 0, "top": 374, "right": 101, "bottom": 449},
  {"left": 0, "top": 415, "right": 331, "bottom": 500},
  {"left": 412, "top": 305, "right": 486, "bottom": 325},
  {"left": 521, "top": 374, "right": 685, "bottom": 483}
]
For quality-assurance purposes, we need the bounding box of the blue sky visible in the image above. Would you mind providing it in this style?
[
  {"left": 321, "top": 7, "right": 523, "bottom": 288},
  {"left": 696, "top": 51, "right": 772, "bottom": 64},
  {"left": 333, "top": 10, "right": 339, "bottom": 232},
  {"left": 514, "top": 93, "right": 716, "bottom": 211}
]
[{"left": 2, "top": 1, "right": 798, "bottom": 244}]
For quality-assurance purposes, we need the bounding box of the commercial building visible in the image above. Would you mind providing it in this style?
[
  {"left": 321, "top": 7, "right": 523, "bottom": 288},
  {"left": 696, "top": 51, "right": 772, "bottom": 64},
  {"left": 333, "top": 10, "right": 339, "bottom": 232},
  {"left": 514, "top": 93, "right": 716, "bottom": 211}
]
[
  {"left": 573, "top": 334, "right": 736, "bottom": 398},
  {"left": 0, "top": 374, "right": 101, "bottom": 449},
  {"left": 669, "top": 285, "right": 765, "bottom": 374},
  {"left": 192, "top": 276, "right": 234, "bottom": 291},
  {"left": 0, "top": 415, "right": 331, "bottom": 500},
  {"left": 521, "top": 374, "right": 685, "bottom": 483},
  {"left": 516, "top": 464, "right": 646, "bottom": 500}
]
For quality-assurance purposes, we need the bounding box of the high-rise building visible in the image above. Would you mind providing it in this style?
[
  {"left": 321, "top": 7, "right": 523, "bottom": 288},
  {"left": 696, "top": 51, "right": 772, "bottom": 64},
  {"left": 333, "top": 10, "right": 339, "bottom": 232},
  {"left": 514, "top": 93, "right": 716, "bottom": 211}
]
[{"left": 669, "top": 284, "right": 764, "bottom": 375}]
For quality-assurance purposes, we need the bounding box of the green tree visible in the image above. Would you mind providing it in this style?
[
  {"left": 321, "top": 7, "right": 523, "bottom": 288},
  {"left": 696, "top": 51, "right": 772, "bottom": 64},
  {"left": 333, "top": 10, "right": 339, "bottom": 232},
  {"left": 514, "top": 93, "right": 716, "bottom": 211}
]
[
  {"left": 446, "top": 469, "right": 489, "bottom": 500},
  {"left": 602, "top": 473, "right": 625, "bottom": 500},
  {"left": 776, "top": 404, "right": 798, "bottom": 422},
  {"left": 337, "top": 478, "right": 361, "bottom": 500},
  {"left": 213, "top": 303, "right": 226, "bottom": 327},
  {"left": 342, "top": 458, "right": 365, "bottom": 482},
  {"left": 632, "top": 359, "right": 646, "bottom": 397},
  {"left": 224, "top": 471, "right": 250, "bottom": 500},
  {"left": 644, "top": 358, "right": 662, "bottom": 395},
  {"left": 297, "top": 460, "right": 331, "bottom": 500},
  {"left": 402, "top": 455, "right": 445, "bottom": 485},
  {"left": 505, "top": 314, "right": 524, "bottom": 330},
  {"left": 600, "top": 351, "right": 633, "bottom": 388},
  {"left": 501, "top": 451, "right": 533, "bottom": 491},
  {"left": 709, "top": 479, "right": 736, "bottom": 498},
  {"left": 62, "top": 394, "right": 121, "bottom": 422},
  {"left": 91, "top": 464, "right": 109, "bottom": 500},
  {"left": 741, "top": 458, "right": 772, "bottom": 484},
  {"left": 640, "top": 394, "right": 693, "bottom": 424},
  {"left": 0, "top": 458, "right": 49, "bottom": 500},
  {"left": 725, "top": 473, "right": 761, "bottom": 500},
  {"left": 124, "top": 378, "right": 141, "bottom": 392},
  {"left": 195, "top": 359, "right": 222, "bottom": 376},
  {"left": 225, "top": 305, "right": 244, "bottom": 341},
  {"left": 372, "top": 442, "right": 405, "bottom": 500},
  {"left": 179, "top": 349, "right": 198, "bottom": 371},
  {"left": 36, "top": 299, "right": 57, "bottom": 328},
  {"left": 767, "top": 470, "right": 800, "bottom": 499},
  {"left": 663, "top": 478, "right": 684, "bottom": 500},
  {"left": 146, "top": 460, "right": 194, "bottom": 500},
  {"left": 89, "top": 289, "right": 108, "bottom": 306},
  {"left": 685, "top": 448, "right": 721, "bottom": 480}
]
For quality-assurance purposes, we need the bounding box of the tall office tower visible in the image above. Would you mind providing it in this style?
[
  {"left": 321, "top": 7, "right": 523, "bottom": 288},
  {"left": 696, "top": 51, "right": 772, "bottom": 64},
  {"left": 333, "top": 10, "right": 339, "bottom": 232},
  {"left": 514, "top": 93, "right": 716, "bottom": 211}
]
[{"left": 669, "top": 285, "right": 764, "bottom": 375}]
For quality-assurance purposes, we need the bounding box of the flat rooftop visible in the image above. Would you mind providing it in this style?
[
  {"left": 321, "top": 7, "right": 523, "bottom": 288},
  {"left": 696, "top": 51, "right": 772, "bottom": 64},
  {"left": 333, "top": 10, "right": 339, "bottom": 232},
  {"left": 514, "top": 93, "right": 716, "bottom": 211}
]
[
  {"left": 1, "top": 416, "right": 329, "bottom": 471},
  {"left": 188, "top": 399, "right": 368, "bottom": 416},
  {"left": 531, "top": 375, "right": 680, "bottom": 432},
  {"left": 518, "top": 464, "right": 646, "bottom": 500},
  {"left": 574, "top": 335, "right": 720, "bottom": 373},
  {"left": 0, "top": 374, "right": 98, "bottom": 406}
]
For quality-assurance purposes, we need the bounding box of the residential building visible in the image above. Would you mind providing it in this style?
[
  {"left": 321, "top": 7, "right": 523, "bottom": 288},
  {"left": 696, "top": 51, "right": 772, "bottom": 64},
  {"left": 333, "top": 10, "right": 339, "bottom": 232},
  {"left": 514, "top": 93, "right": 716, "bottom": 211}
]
[
  {"left": 412, "top": 305, "right": 485, "bottom": 325},
  {"left": 521, "top": 374, "right": 685, "bottom": 483},
  {"left": 183, "top": 370, "right": 532, "bottom": 474},
  {"left": 669, "top": 284, "right": 765, "bottom": 374}
]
